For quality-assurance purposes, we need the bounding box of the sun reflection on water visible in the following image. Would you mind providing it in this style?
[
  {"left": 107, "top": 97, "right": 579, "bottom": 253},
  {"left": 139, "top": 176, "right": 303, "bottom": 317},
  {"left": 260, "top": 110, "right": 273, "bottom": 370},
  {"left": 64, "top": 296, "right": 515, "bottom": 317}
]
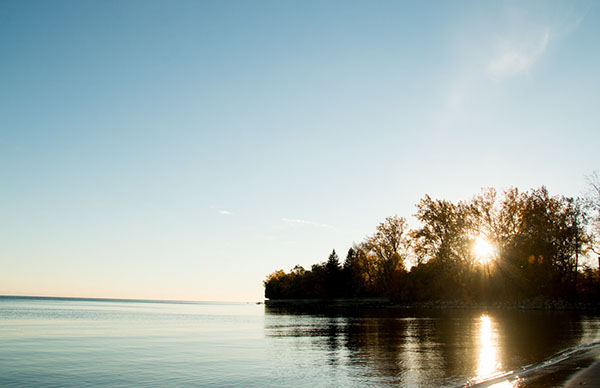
[
  {"left": 475, "top": 315, "right": 521, "bottom": 387},
  {"left": 477, "top": 315, "right": 500, "bottom": 378}
]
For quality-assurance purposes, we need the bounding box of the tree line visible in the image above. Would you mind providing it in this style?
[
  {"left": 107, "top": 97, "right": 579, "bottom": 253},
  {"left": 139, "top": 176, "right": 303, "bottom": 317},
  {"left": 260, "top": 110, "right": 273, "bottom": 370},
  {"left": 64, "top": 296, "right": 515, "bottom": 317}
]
[{"left": 264, "top": 183, "right": 600, "bottom": 303}]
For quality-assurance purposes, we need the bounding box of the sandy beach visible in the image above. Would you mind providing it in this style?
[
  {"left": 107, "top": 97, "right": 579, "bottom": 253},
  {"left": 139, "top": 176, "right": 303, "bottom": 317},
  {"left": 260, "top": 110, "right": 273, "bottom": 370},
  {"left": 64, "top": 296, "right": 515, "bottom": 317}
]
[{"left": 565, "top": 361, "right": 600, "bottom": 387}]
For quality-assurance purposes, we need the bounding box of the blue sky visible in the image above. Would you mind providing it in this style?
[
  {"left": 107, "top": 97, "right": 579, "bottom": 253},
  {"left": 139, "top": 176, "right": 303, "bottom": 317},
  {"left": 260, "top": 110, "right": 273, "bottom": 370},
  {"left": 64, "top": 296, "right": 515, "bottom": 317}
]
[{"left": 1, "top": 0, "right": 599, "bottom": 301}]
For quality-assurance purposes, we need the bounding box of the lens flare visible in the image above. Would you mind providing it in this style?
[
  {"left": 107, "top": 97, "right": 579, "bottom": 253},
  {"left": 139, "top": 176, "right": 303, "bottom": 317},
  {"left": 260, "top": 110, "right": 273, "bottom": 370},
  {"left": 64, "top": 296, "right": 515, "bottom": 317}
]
[{"left": 473, "top": 237, "right": 496, "bottom": 264}]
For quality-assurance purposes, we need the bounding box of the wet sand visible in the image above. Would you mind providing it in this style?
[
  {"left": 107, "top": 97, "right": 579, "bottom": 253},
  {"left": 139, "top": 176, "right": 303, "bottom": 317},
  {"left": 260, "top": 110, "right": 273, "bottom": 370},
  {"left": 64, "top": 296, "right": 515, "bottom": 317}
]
[{"left": 565, "top": 361, "right": 600, "bottom": 387}]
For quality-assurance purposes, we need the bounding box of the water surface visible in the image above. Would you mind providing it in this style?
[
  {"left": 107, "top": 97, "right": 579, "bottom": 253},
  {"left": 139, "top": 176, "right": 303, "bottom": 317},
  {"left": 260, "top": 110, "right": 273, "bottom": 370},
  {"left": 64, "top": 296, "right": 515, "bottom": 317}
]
[{"left": 1, "top": 297, "right": 598, "bottom": 387}]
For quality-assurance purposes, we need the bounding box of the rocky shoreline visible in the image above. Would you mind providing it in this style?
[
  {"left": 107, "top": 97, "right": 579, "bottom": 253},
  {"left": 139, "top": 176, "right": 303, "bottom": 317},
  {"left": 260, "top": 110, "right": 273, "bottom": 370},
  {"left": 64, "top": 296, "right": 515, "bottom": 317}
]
[{"left": 264, "top": 297, "right": 600, "bottom": 311}]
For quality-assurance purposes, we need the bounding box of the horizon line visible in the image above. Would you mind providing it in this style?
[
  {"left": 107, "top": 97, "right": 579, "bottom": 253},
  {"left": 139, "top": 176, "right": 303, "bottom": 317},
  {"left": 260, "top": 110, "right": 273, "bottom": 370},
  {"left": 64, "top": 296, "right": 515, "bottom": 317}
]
[{"left": 0, "top": 295, "right": 258, "bottom": 305}]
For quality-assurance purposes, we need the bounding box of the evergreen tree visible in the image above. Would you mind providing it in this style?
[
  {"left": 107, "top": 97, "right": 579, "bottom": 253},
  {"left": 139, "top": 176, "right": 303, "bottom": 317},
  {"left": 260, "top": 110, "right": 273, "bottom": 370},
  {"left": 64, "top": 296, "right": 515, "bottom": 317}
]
[{"left": 325, "top": 249, "right": 341, "bottom": 297}]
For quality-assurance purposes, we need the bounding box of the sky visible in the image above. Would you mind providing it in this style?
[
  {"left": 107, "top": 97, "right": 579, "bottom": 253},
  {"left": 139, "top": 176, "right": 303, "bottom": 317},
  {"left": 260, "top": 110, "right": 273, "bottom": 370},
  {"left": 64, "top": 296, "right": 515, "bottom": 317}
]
[{"left": 1, "top": 0, "right": 599, "bottom": 302}]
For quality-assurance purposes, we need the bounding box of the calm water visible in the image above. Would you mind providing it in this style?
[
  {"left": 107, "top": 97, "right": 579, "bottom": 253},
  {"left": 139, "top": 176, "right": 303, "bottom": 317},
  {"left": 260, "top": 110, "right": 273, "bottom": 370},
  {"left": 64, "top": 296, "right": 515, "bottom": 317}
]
[{"left": 1, "top": 297, "right": 599, "bottom": 388}]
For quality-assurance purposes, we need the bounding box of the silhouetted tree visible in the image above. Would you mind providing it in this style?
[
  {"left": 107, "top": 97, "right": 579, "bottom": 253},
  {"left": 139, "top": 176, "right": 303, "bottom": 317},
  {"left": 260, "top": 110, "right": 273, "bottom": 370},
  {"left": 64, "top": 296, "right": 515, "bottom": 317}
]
[
  {"left": 263, "top": 185, "right": 598, "bottom": 303},
  {"left": 513, "top": 188, "right": 588, "bottom": 297},
  {"left": 413, "top": 197, "right": 475, "bottom": 267},
  {"left": 364, "top": 215, "right": 411, "bottom": 296},
  {"left": 310, "top": 262, "right": 327, "bottom": 298},
  {"left": 411, "top": 197, "right": 476, "bottom": 299},
  {"left": 585, "top": 171, "right": 600, "bottom": 255},
  {"left": 343, "top": 247, "right": 361, "bottom": 296},
  {"left": 325, "top": 249, "right": 342, "bottom": 297}
]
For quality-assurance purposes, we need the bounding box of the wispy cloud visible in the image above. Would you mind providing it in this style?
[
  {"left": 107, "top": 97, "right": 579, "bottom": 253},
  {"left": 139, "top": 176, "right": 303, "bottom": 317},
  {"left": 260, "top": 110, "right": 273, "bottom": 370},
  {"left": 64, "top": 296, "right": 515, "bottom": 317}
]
[
  {"left": 219, "top": 210, "right": 232, "bottom": 215},
  {"left": 280, "top": 218, "right": 334, "bottom": 229},
  {"left": 487, "top": 28, "right": 550, "bottom": 79}
]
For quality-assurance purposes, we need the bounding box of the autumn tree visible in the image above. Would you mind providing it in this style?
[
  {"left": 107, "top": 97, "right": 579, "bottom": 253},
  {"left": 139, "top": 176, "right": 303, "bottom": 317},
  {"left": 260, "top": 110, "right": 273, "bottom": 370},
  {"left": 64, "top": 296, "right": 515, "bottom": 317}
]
[
  {"left": 470, "top": 188, "right": 522, "bottom": 259},
  {"left": 585, "top": 171, "right": 600, "bottom": 256},
  {"left": 364, "top": 215, "right": 411, "bottom": 296},
  {"left": 412, "top": 196, "right": 475, "bottom": 267},
  {"left": 263, "top": 269, "right": 288, "bottom": 299},
  {"left": 264, "top": 185, "right": 596, "bottom": 302},
  {"left": 513, "top": 187, "right": 588, "bottom": 296}
]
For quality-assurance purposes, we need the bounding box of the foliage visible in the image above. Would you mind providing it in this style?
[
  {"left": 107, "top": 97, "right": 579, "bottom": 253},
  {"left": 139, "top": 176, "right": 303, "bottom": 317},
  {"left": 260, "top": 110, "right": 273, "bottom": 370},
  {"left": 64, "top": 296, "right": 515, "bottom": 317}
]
[
  {"left": 364, "top": 216, "right": 410, "bottom": 295},
  {"left": 585, "top": 171, "right": 600, "bottom": 255},
  {"left": 264, "top": 186, "right": 599, "bottom": 302}
]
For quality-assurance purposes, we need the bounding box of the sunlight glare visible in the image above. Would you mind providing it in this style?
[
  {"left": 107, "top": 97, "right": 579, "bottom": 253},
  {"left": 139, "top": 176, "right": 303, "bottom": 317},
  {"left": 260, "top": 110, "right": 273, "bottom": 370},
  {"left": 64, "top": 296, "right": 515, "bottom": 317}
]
[
  {"left": 474, "top": 237, "right": 496, "bottom": 264},
  {"left": 489, "top": 381, "right": 517, "bottom": 388}
]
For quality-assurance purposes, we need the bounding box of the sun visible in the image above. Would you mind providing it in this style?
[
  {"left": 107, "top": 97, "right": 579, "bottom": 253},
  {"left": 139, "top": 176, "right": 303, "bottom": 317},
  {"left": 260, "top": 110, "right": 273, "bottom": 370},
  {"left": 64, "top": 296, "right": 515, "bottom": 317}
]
[{"left": 473, "top": 236, "right": 496, "bottom": 264}]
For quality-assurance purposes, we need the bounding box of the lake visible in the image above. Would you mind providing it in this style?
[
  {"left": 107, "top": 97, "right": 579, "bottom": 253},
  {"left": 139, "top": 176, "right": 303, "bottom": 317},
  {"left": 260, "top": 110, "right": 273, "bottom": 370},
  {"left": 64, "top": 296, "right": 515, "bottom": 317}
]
[{"left": 1, "top": 297, "right": 598, "bottom": 387}]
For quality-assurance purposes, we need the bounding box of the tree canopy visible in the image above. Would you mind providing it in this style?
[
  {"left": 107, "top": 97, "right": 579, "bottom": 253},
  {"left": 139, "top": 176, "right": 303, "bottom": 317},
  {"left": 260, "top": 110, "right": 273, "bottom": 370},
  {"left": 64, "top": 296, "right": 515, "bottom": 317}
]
[{"left": 264, "top": 186, "right": 600, "bottom": 303}]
